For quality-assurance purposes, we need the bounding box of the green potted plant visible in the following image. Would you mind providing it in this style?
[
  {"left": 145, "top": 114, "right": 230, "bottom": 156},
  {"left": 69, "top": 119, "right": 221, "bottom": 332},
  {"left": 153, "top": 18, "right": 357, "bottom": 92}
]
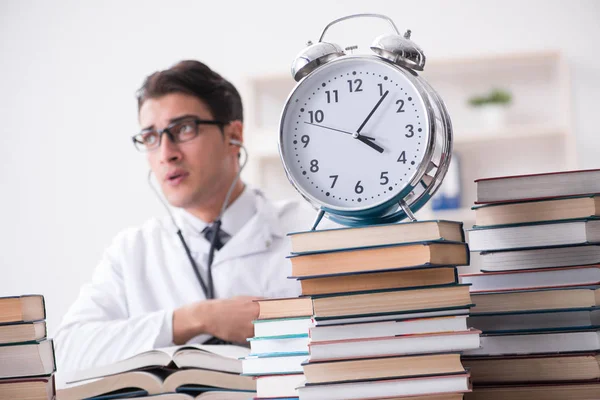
[{"left": 467, "top": 88, "right": 512, "bottom": 129}]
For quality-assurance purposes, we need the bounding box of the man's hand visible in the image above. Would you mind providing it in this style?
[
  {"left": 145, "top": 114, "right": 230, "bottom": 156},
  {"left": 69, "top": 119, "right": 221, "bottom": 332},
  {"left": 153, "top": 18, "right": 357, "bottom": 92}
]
[{"left": 173, "top": 296, "right": 262, "bottom": 345}]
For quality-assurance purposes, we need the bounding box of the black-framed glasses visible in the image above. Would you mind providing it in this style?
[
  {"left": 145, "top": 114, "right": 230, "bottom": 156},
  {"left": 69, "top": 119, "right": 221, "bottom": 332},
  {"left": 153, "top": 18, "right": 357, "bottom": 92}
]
[{"left": 132, "top": 117, "right": 226, "bottom": 152}]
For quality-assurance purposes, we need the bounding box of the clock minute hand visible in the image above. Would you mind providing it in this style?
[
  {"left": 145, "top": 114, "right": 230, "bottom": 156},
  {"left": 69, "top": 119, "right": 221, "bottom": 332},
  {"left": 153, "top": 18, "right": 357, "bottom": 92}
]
[{"left": 356, "top": 90, "right": 389, "bottom": 134}]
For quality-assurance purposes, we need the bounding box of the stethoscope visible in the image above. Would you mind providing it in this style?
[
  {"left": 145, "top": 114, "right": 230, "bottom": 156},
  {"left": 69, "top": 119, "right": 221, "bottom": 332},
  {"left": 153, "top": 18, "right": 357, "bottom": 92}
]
[{"left": 147, "top": 139, "right": 248, "bottom": 301}]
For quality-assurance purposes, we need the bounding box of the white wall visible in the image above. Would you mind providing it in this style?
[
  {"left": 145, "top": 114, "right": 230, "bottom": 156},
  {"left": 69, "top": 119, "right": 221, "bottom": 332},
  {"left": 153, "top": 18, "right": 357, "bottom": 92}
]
[{"left": 1, "top": 0, "right": 599, "bottom": 335}]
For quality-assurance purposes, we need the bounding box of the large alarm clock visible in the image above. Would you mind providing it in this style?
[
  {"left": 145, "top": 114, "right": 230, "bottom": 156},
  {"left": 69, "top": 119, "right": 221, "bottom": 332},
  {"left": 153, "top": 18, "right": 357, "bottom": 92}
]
[{"left": 278, "top": 14, "right": 452, "bottom": 229}]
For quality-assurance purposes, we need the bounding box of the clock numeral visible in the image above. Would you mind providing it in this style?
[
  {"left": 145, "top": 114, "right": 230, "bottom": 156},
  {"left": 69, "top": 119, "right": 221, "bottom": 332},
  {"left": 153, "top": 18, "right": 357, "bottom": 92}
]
[
  {"left": 329, "top": 175, "right": 338, "bottom": 188},
  {"left": 308, "top": 110, "right": 324, "bottom": 124},
  {"left": 378, "top": 83, "right": 384, "bottom": 97},
  {"left": 380, "top": 171, "right": 389, "bottom": 185},
  {"left": 405, "top": 124, "right": 415, "bottom": 138},
  {"left": 301, "top": 135, "right": 310, "bottom": 148},
  {"left": 325, "top": 90, "right": 339, "bottom": 103},
  {"left": 396, "top": 99, "right": 405, "bottom": 113},
  {"left": 310, "top": 159, "right": 319, "bottom": 173},
  {"left": 354, "top": 181, "right": 364, "bottom": 194},
  {"left": 397, "top": 151, "right": 407, "bottom": 164},
  {"left": 347, "top": 79, "right": 363, "bottom": 93}
]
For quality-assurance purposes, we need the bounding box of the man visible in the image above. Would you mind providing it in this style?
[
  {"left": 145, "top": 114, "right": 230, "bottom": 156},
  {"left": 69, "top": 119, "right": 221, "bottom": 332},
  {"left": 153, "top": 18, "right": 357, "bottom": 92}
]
[{"left": 54, "top": 60, "right": 315, "bottom": 373}]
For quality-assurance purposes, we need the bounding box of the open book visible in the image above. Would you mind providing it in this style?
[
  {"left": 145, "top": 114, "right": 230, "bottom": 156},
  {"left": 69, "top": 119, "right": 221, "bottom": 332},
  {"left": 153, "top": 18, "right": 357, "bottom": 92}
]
[{"left": 58, "top": 344, "right": 255, "bottom": 400}]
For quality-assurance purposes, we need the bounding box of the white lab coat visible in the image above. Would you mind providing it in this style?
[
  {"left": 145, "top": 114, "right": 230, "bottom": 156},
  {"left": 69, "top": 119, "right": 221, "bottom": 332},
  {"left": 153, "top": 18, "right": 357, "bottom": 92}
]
[{"left": 54, "top": 189, "right": 318, "bottom": 375}]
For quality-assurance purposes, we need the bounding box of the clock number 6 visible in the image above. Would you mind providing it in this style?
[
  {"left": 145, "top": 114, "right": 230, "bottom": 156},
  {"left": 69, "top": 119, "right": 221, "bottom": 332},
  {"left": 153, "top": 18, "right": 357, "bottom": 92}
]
[
  {"left": 355, "top": 181, "right": 364, "bottom": 194},
  {"left": 405, "top": 124, "right": 415, "bottom": 138}
]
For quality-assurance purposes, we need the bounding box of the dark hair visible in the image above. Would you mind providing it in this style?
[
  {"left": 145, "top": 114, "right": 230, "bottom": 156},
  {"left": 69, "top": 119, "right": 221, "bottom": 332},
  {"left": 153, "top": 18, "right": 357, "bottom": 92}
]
[{"left": 136, "top": 60, "right": 243, "bottom": 123}]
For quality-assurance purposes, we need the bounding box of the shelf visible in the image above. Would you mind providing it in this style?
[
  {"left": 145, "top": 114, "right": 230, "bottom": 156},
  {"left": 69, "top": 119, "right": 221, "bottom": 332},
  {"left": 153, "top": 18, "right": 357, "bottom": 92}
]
[{"left": 454, "top": 123, "right": 567, "bottom": 145}]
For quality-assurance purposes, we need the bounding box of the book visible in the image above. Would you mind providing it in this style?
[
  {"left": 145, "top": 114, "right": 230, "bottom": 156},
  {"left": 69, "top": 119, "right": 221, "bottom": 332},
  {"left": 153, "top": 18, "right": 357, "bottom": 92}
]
[
  {"left": 0, "top": 320, "right": 46, "bottom": 344},
  {"left": 303, "top": 353, "right": 465, "bottom": 384},
  {"left": 0, "top": 375, "right": 54, "bottom": 400},
  {"left": 0, "top": 295, "right": 45, "bottom": 324},
  {"left": 297, "top": 372, "right": 471, "bottom": 400},
  {"left": 57, "top": 369, "right": 255, "bottom": 400},
  {"left": 479, "top": 244, "right": 600, "bottom": 272},
  {"left": 470, "top": 287, "right": 600, "bottom": 314},
  {"left": 460, "top": 265, "right": 600, "bottom": 292},
  {"left": 463, "top": 382, "right": 600, "bottom": 400},
  {"left": 253, "top": 317, "right": 313, "bottom": 337},
  {"left": 474, "top": 195, "right": 600, "bottom": 226},
  {"left": 255, "top": 374, "right": 305, "bottom": 399},
  {"left": 468, "top": 218, "right": 600, "bottom": 252},
  {"left": 298, "top": 267, "right": 458, "bottom": 296},
  {"left": 290, "top": 242, "right": 469, "bottom": 278},
  {"left": 308, "top": 329, "right": 481, "bottom": 361},
  {"left": 67, "top": 344, "right": 250, "bottom": 383},
  {"left": 309, "top": 316, "right": 468, "bottom": 342},
  {"left": 468, "top": 308, "right": 600, "bottom": 333},
  {"left": 311, "top": 285, "right": 472, "bottom": 319},
  {"left": 288, "top": 220, "right": 464, "bottom": 254},
  {"left": 464, "top": 329, "right": 600, "bottom": 356},
  {"left": 463, "top": 353, "right": 600, "bottom": 384},
  {"left": 313, "top": 307, "right": 471, "bottom": 326},
  {"left": 475, "top": 168, "right": 600, "bottom": 204},
  {"left": 241, "top": 353, "right": 308, "bottom": 375},
  {"left": 249, "top": 334, "right": 309, "bottom": 355},
  {"left": 256, "top": 298, "right": 314, "bottom": 320},
  {"left": 0, "top": 340, "right": 55, "bottom": 379}
]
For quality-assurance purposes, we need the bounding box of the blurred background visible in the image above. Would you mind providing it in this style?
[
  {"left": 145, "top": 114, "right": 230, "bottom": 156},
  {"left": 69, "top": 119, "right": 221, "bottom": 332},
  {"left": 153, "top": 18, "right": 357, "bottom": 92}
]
[{"left": 1, "top": 0, "right": 599, "bottom": 335}]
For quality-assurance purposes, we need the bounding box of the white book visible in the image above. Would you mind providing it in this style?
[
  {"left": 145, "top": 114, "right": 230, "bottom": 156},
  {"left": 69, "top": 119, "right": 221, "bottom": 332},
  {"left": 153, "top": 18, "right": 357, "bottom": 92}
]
[
  {"left": 248, "top": 334, "right": 309, "bottom": 355},
  {"left": 480, "top": 245, "right": 600, "bottom": 271},
  {"left": 468, "top": 308, "right": 600, "bottom": 332},
  {"left": 468, "top": 219, "right": 600, "bottom": 252},
  {"left": 308, "top": 329, "right": 480, "bottom": 362},
  {"left": 67, "top": 344, "right": 249, "bottom": 383},
  {"left": 241, "top": 353, "right": 308, "bottom": 375},
  {"left": 253, "top": 316, "right": 313, "bottom": 337},
  {"left": 256, "top": 374, "right": 305, "bottom": 398},
  {"left": 460, "top": 266, "right": 600, "bottom": 292},
  {"left": 464, "top": 330, "right": 600, "bottom": 356},
  {"left": 297, "top": 373, "right": 470, "bottom": 400},
  {"left": 310, "top": 315, "right": 468, "bottom": 342}
]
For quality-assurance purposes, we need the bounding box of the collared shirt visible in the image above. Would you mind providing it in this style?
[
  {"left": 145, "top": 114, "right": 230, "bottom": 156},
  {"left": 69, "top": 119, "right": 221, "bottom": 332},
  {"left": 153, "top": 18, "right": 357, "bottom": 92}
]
[{"left": 177, "top": 185, "right": 257, "bottom": 241}]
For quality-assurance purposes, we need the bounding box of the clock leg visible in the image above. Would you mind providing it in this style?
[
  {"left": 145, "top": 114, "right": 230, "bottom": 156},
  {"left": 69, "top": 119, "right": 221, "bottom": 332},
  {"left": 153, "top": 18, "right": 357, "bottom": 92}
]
[
  {"left": 399, "top": 200, "right": 418, "bottom": 222},
  {"left": 311, "top": 210, "right": 326, "bottom": 231}
]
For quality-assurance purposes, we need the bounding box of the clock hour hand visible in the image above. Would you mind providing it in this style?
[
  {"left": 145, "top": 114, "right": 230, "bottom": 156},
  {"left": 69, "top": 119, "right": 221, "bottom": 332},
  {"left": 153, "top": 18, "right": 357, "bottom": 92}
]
[{"left": 357, "top": 135, "right": 384, "bottom": 153}]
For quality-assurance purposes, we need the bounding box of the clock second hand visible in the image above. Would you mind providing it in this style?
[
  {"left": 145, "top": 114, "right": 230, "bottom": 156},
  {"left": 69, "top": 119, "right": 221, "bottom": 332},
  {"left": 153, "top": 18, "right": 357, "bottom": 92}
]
[
  {"left": 303, "top": 122, "right": 384, "bottom": 153},
  {"left": 303, "top": 122, "right": 375, "bottom": 140}
]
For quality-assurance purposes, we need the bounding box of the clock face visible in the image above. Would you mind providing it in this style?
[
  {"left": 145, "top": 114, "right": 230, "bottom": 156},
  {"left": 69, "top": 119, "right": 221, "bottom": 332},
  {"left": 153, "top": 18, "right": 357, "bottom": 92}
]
[{"left": 280, "top": 56, "right": 431, "bottom": 212}]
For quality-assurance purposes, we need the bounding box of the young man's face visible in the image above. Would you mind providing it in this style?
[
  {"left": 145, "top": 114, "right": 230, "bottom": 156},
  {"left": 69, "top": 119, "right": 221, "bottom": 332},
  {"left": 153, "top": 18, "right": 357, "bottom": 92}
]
[{"left": 139, "top": 92, "right": 241, "bottom": 210}]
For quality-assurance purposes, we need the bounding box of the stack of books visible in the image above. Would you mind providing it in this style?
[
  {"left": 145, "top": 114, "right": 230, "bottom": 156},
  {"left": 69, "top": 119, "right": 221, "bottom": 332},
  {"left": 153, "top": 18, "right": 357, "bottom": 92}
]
[
  {"left": 242, "top": 298, "right": 312, "bottom": 399},
  {"left": 244, "top": 220, "right": 481, "bottom": 399},
  {"left": 0, "top": 294, "right": 56, "bottom": 400},
  {"left": 460, "top": 169, "right": 600, "bottom": 399},
  {"left": 57, "top": 344, "right": 256, "bottom": 399}
]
